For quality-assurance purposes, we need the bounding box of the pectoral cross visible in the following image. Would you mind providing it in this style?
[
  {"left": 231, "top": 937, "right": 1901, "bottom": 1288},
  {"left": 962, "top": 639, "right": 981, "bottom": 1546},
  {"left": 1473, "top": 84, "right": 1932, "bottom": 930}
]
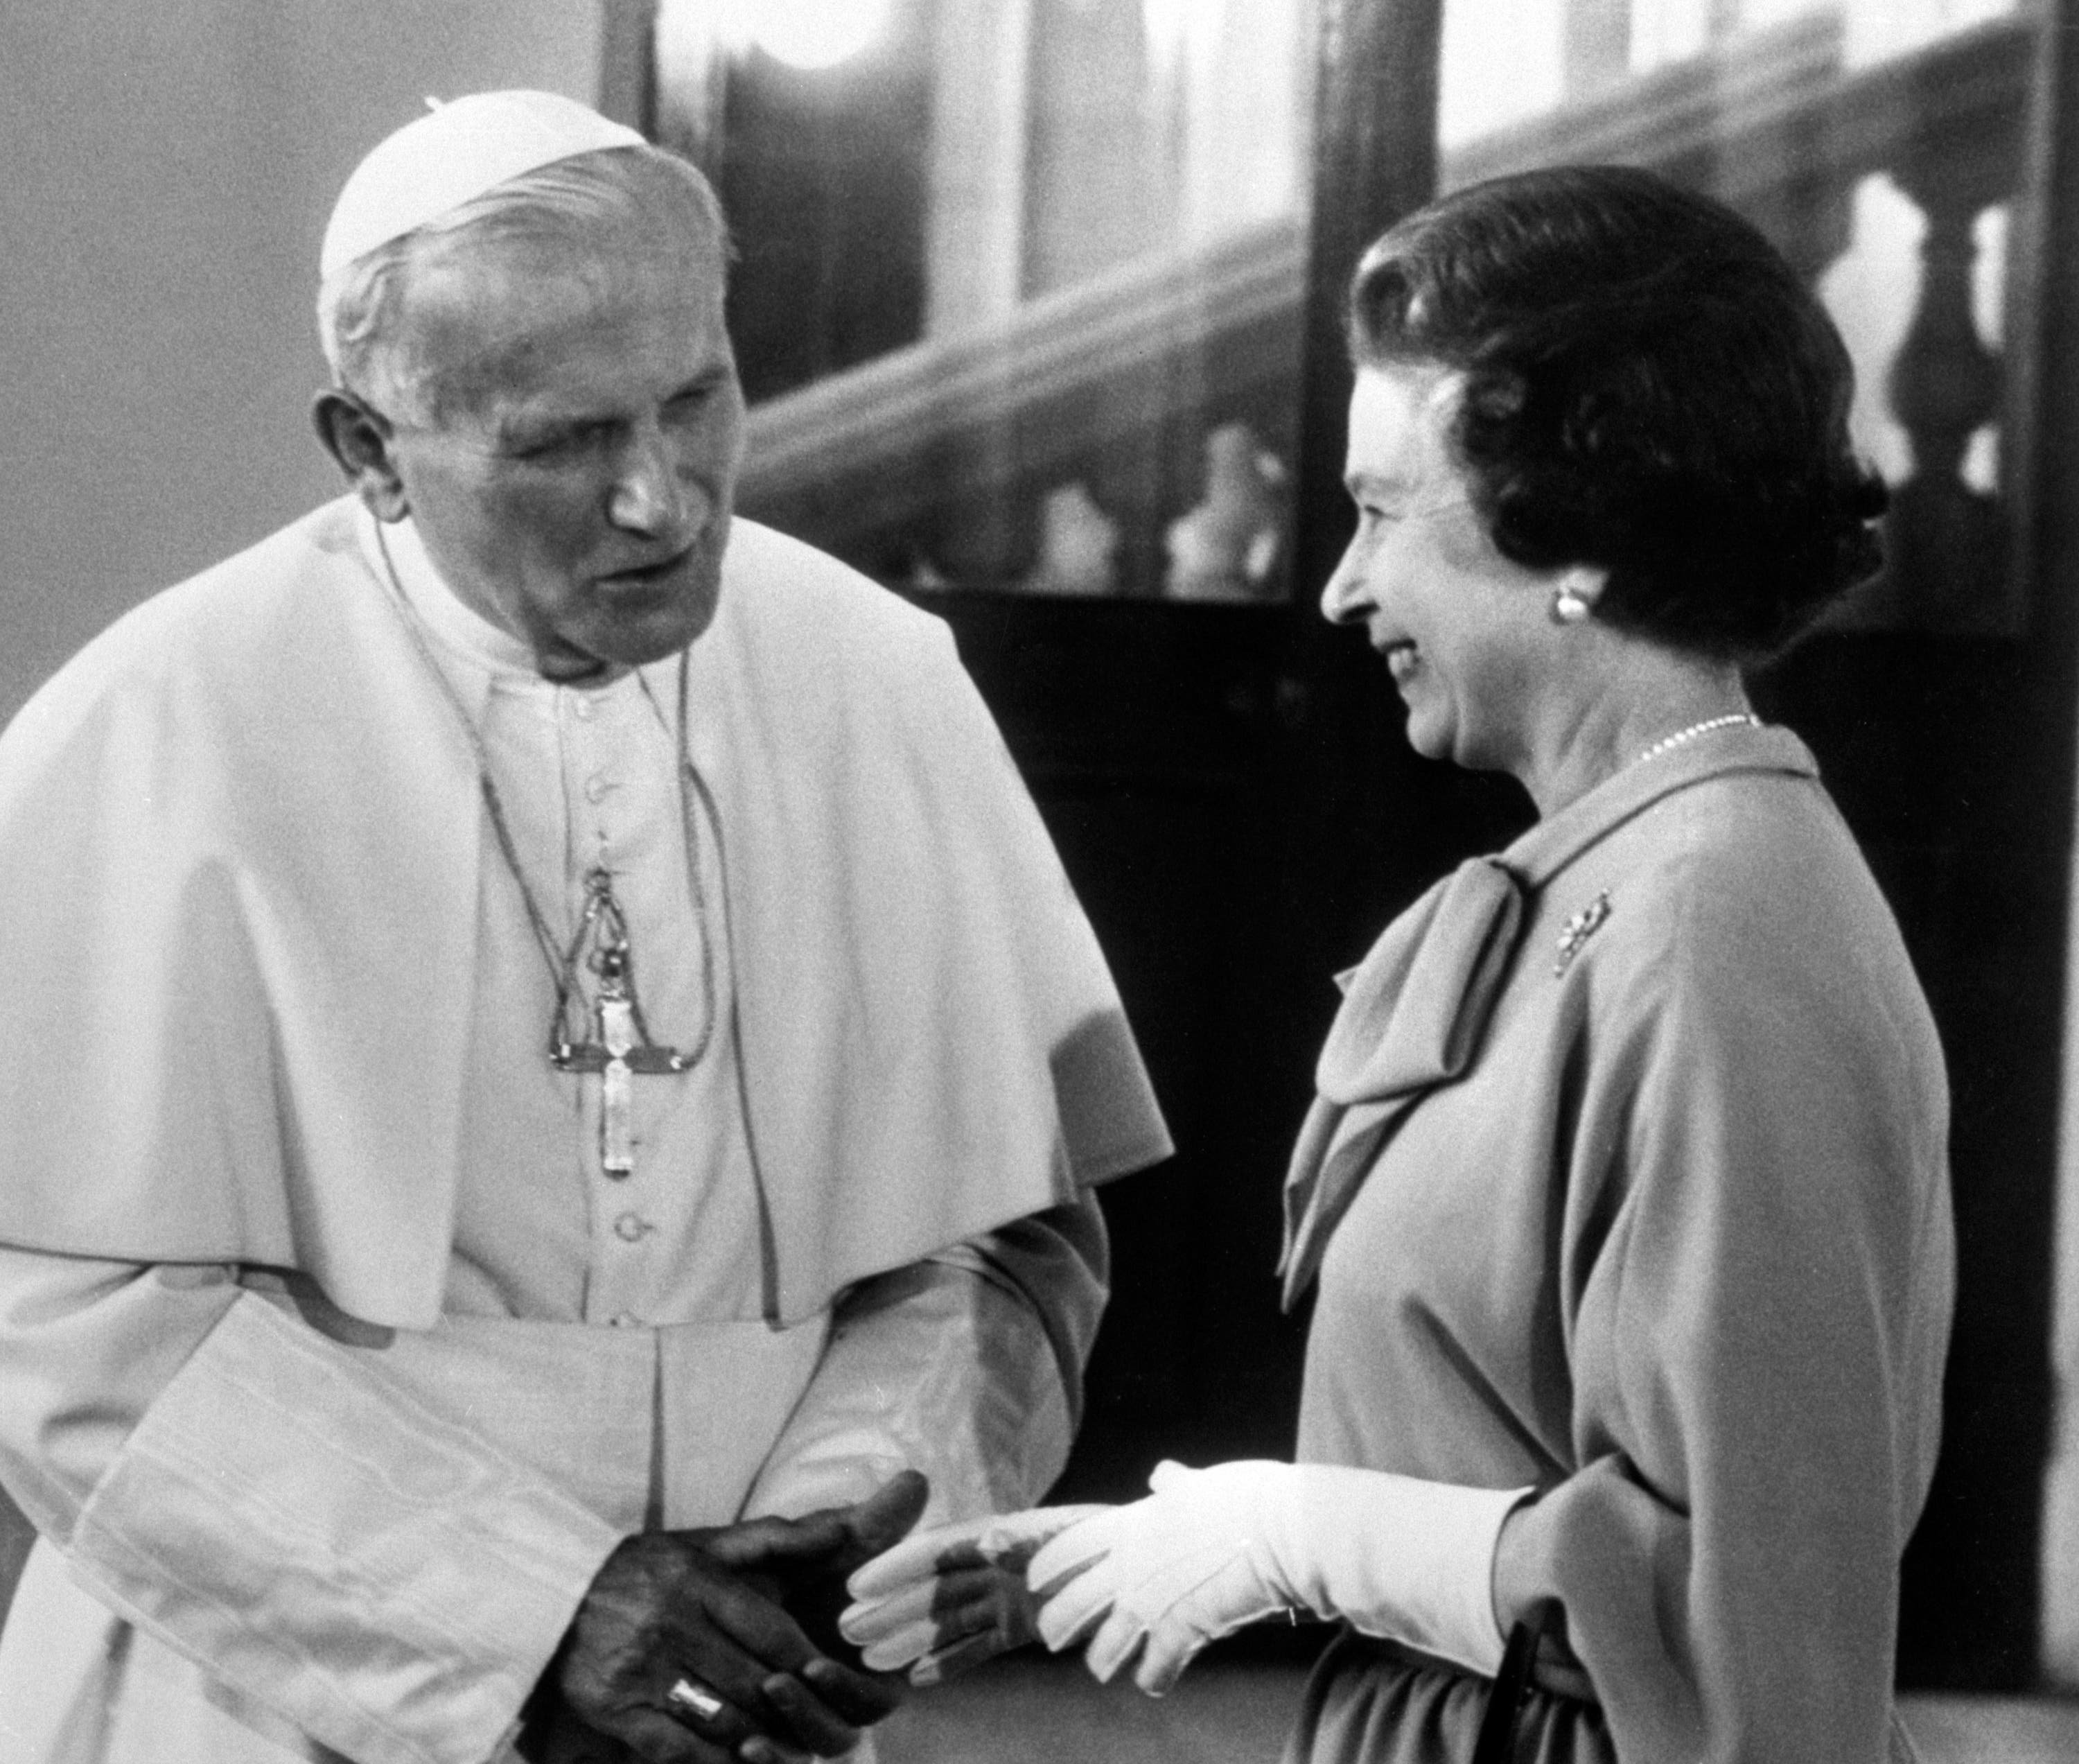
[{"left": 552, "top": 868, "right": 691, "bottom": 1178}]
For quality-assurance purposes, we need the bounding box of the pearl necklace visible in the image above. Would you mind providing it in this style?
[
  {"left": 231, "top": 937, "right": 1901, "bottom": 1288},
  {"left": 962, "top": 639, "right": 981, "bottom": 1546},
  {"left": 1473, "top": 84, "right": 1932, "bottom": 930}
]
[{"left": 1633, "top": 711, "right": 1760, "bottom": 768}]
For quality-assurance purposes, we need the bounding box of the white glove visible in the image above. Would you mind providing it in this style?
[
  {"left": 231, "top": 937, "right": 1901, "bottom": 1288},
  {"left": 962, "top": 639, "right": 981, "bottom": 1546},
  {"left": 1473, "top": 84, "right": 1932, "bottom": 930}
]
[
  {"left": 1026, "top": 1460, "right": 1529, "bottom": 1695},
  {"left": 839, "top": 1505, "right": 1111, "bottom": 1684}
]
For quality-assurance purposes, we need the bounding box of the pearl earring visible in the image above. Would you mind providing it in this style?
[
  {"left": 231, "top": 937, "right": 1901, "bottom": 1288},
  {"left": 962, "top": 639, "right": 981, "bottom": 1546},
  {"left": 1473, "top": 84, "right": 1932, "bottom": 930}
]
[{"left": 1552, "top": 586, "right": 1590, "bottom": 625}]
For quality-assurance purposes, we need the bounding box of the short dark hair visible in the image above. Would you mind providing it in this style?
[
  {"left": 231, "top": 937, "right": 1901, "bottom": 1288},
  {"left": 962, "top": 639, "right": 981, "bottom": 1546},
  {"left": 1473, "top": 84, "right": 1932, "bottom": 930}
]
[{"left": 1348, "top": 164, "right": 1887, "bottom": 661}]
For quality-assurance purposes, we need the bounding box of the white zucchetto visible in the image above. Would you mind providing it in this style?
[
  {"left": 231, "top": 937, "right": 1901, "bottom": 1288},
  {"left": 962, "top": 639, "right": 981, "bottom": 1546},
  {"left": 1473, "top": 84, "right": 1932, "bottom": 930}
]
[{"left": 321, "top": 89, "right": 647, "bottom": 279}]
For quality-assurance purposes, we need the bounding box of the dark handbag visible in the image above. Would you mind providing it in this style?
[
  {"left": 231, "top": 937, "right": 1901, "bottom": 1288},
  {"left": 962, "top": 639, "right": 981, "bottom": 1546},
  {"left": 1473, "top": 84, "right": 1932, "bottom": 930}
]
[{"left": 1469, "top": 1615, "right": 1545, "bottom": 1764}]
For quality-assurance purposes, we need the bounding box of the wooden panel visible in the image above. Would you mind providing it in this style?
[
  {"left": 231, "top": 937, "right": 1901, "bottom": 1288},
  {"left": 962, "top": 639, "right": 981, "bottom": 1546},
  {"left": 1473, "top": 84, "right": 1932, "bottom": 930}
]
[
  {"left": 920, "top": 593, "right": 1310, "bottom": 1492},
  {"left": 1753, "top": 633, "right": 2062, "bottom": 1688}
]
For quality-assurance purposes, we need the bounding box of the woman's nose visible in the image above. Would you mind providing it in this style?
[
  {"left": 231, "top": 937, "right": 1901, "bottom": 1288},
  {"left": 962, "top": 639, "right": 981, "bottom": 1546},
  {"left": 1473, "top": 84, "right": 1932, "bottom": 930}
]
[{"left": 1319, "top": 543, "right": 1374, "bottom": 625}]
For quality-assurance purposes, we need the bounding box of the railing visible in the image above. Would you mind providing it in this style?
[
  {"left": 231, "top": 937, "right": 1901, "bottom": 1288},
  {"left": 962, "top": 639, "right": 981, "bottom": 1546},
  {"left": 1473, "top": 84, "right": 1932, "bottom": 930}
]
[
  {"left": 739, "top": 211, "right": 1306, "bottom": 597},
  {"left": 739, "top": 12, "right": 2032, "bottom": 631}
]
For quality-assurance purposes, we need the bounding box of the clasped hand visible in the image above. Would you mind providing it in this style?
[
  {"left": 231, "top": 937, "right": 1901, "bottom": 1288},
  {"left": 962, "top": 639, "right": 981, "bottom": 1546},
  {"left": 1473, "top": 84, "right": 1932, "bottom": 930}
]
[
  {"left": 838, "top": 1503, "right": 1107, "bottom": 1685},
  {"left": 840, "top": 1461, "right": 1290, "bottom": 1698},
  {"left": 538, "top": 1469, "right": 930, "bottom": 1764}
]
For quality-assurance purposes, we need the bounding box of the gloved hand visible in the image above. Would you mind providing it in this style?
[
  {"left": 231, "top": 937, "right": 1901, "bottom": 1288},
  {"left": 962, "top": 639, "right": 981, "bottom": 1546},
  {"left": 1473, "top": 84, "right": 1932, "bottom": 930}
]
[
  {"left": 838, "top": 1505, "right": 1110, "bottom": 1684},
  {"left": 1026, "top": 1460, "right": 1529, "bottom": 1695}
]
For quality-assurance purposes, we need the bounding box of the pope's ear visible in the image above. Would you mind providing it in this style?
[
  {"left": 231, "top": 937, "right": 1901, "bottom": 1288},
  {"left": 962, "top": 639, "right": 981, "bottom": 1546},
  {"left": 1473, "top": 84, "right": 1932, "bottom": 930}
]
[{"left": 313, "top": 388, "right": 408, "bottom": 521}]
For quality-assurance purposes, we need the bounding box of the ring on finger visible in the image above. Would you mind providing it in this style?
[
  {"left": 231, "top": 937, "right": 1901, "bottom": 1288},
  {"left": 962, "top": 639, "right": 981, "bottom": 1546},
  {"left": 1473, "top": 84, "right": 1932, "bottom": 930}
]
[{"left": 666, "top": 1675, "right": 726, "bottom": 1724}]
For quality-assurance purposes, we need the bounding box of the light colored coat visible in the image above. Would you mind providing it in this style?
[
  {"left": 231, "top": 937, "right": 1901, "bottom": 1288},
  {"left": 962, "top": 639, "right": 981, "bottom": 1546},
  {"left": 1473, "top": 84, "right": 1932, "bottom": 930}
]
[
  {"left": 1283, "top": 727, "right": 1952, "bottom": 1764},
  {"left": 0, "top": 498, "right": 1166, "bottom": 1327}
]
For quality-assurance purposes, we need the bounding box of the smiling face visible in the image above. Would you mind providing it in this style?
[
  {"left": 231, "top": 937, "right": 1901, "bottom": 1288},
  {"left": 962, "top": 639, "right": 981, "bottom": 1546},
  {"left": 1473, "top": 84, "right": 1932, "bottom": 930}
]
[
  {"left": 1320, "top": 362, "right": 1584, "bottom": 780},
  {"left": 373, "top": 213, "right": 745, "bottom": 680}
]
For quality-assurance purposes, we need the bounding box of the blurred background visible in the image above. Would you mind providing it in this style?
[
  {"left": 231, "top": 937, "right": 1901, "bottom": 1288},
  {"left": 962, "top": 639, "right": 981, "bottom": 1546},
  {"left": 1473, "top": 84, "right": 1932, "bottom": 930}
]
[{"left": 5, "top": 0, "right": 2079, "bottom": 1745}]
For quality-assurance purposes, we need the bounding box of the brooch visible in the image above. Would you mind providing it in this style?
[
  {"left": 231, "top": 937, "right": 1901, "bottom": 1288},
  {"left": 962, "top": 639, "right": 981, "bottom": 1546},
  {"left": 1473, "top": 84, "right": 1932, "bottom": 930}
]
[{"left": 1553, "top": 891, "right": 1611, "bottom": 976}]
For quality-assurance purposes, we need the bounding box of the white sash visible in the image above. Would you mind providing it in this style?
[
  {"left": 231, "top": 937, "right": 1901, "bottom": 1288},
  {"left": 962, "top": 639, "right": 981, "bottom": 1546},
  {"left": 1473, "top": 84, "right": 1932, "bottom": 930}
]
[{"left": 0, "top": 1309, "right": 830, "bottom": 1764}]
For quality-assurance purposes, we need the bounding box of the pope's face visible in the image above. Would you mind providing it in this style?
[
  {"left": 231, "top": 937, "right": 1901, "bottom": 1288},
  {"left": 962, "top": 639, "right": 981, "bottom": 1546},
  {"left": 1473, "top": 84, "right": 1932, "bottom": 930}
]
[{"left": 380, "top": 218, "right": 746, "bottom": 681}]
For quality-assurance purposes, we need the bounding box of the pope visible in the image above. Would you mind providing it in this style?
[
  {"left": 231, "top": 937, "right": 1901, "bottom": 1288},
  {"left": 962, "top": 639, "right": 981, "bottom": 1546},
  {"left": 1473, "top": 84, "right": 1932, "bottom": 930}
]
[{"left": 0, "top": 90, "right": 1170, "bottom": 1764}]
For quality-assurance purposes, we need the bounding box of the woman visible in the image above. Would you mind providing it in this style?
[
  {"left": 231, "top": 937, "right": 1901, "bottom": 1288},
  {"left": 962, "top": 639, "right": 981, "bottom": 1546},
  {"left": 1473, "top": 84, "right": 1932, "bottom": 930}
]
[{"left": 842, "top": 165, "right": 1953, "bottom": 1764}]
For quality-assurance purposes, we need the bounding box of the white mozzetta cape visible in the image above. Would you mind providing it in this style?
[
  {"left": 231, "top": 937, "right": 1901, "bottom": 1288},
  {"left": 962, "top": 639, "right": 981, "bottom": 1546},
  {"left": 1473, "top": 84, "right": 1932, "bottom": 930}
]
[{"left": 0, "top": 498, "right": 1167, "bottom": 1328}]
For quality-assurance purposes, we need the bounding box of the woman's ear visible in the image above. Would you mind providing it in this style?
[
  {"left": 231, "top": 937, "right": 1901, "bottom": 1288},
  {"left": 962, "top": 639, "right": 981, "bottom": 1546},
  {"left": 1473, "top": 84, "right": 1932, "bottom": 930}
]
[
  {"left": 1550, "top": 564, "right": 1608, "bottom": 626},
  {"left": 1557, "top": 562, "right": 1608, "bottom": 611},
  {"left": 312, "top": 389, "right": 410, "bottom": 522}
]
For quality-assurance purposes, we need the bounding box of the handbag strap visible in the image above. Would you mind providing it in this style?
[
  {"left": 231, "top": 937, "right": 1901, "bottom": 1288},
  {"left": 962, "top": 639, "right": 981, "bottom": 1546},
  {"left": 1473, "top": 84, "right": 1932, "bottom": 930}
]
[{"left": 1470, "top": 1610, "right": 1546, "bottom": 1764}]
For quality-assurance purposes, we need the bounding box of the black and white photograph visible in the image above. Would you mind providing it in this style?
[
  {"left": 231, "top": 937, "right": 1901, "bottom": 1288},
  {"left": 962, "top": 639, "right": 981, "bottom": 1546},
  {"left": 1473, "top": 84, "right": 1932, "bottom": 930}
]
[{"left": 0, "top": 2, "right": 2072, "bottom": 1761}]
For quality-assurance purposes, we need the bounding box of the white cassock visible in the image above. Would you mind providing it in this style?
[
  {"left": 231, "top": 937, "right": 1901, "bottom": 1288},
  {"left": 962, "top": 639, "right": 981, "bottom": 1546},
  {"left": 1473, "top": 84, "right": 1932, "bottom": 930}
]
[{"left": 0, "top": 502, "right": 1168, "bottom": 1763}]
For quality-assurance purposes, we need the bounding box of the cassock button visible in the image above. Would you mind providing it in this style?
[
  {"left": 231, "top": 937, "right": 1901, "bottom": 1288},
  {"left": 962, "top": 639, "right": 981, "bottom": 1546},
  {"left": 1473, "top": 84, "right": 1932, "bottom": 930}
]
[
  {"left": 584, "top": 772, "right": 615, "bottom": 803},
  {"left": 572, "top": 696, "right": 597, "bottom": 721},
  {"left": 613, "top": 1211, "right": 653, "bottom": 1243}
]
